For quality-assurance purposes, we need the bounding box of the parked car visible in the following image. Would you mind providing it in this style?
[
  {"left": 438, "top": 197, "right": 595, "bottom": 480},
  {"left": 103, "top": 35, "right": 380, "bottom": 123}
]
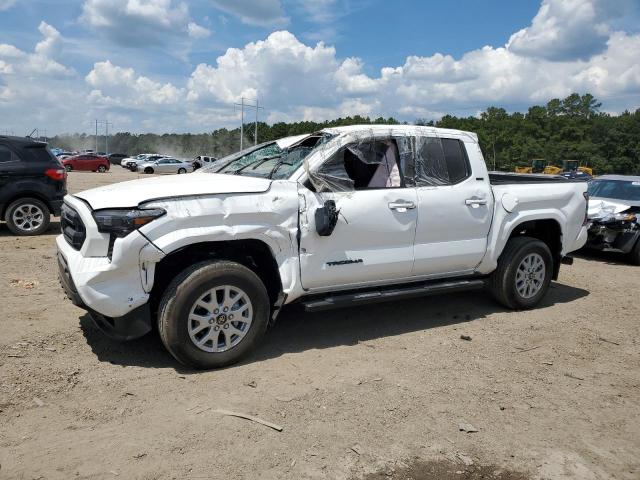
[
  {"left": 193, "top": 155, "right": 218, "bottom": 170},
  {"left": 62, "top": 153, "right": 110, "bottom": 173},
  {"left": 107, "top": 153, "right": 129, "bottom": 165},
  {"left": 57, "top": 125, "right": 588, "bottom": 369},
  {"left": 137, "top": 157, "right": 194, "bottom": 174},
  {"left": 121, "top": 154, "right": 157, "bottom": 169},
  {"left": 125, "top": 154, "right": 165, "bottom": 171},
  {"left": 1, "top": 135, "right": 66, "bottom": 235},
  {"left": 585, "top": 175, "right": 640, "bottom": 264}
]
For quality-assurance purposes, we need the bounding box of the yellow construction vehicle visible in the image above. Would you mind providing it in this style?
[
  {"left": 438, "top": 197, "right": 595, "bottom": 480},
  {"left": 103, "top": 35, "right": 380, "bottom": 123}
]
[
  {"left": 563, "top": 160, "right": 594, "bottom": 176},
  {"left": 514, "top": 158, "right": 546, "bottom": 174}
]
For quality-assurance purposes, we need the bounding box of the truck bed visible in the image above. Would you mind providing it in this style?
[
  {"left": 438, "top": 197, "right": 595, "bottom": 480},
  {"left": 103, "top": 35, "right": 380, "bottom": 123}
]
[{"left": 489, "top": 172, "right": 572, "bottom": 184}]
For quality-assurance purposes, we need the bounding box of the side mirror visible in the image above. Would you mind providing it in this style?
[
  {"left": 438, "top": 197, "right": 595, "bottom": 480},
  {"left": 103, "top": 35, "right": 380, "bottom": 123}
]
[{"left": 315, "top": 200, "right": 339, "bottom": 236}]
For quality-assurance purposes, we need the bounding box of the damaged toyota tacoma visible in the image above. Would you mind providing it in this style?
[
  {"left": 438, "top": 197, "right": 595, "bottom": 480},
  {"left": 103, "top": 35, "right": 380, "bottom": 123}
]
[
  {"left": 585, "top": 175, "right": 640, "bottom": 264},
  {"left": 57, "top": 125, "right": 589, "bottom": 369}
]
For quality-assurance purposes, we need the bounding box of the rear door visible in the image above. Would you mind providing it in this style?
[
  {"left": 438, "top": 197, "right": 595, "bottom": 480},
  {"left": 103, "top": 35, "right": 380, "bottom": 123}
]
[
  {"left": 299, "top": 136, "right": 418, "bottom": 290},
  {"left": 411, "top": 135, "right": 493, "bottom": 276}
]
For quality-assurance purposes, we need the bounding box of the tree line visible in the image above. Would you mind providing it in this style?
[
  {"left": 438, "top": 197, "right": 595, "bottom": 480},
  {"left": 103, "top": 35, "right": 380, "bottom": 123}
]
[{"left": 50, "top": 93, "right": 639, "bottom": 174}]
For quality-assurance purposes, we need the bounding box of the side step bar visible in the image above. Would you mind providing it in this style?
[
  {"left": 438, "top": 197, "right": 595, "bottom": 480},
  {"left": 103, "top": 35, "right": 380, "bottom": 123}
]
[{"left": 301, "top": 278, "right": 486, "bottom": 312}]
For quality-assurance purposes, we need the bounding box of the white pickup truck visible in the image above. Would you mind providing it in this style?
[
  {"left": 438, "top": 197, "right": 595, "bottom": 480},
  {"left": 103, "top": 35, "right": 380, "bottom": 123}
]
[{"left": 57, "top": 125, "right": 589, "bottom": 369}]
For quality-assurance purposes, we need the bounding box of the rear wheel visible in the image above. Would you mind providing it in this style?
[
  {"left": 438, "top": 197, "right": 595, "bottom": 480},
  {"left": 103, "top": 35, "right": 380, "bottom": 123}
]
[
  {"left": 64, "top": 165, "right": 72, "bottom": 172},
  {"left": 489, "top": 236, "right": 553, "bottom": 310},
  {"left": 158, "top": 261, "right": 270, "bottom": 369},
  {"left": 178, "top": 168, "right": 187, "bottom": 174},
  {"left": 144, "top": 167, "right": 154, "bottom": 174},
  {"left": 97, "top": 164, "right": 107, "bottom": 173},
  {"left": 5, "top": 197, "right": 51, "bottom": 236}
]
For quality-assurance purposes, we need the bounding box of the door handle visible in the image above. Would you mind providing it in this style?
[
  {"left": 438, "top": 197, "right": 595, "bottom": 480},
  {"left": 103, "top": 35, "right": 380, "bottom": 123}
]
[
  {"left": 465, "top": 198, "right": 487, "bottom": 208},
  {"left": 388, "top": 201, "right": 416, "bottom": 211}
]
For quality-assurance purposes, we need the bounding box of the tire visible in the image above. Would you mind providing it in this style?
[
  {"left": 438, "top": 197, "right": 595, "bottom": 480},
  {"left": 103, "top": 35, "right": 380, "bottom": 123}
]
[
  {"left": 64, "top": 165, "right": 72, "bottom": 172},
  {"left": 629, "top": 238, "right": 640, "bottom": 266},
  {"left": 5, "top": 197, "right": 51, "bottom": 236},
  {"left": 144, "top": 167, "right": 154, "bottom": 174},
  {"left": 158, "top": 260, "right": 270, "bottom": 369},
  {"left": 488, "top": 236, "right": 553, "bottom": 310},
  {"left": 178, "top": 168, "right": 186, "bottom": 174},
  {"left": 97, "top": 165, "right": 107, "bottom": 173}
]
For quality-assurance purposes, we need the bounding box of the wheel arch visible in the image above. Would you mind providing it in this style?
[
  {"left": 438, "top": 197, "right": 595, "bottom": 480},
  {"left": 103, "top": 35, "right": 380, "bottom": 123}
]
[
  {"left": 506, "top": 218, "right": 563, "bottom": 279},
  {"left": 150, "top": 239, "right": 283, "bottom": 313}
]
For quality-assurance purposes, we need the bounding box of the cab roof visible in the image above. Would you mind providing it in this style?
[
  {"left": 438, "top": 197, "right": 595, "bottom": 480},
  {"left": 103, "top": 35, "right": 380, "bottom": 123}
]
[{"left": 320, "top": 124, "right": 478, "bottom": 142}]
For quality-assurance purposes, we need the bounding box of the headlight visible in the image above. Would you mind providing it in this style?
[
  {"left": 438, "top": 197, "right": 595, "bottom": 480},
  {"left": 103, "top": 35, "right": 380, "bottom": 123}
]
[
  {"left": 613, "top": 212, "right": 637, "bottom": 222},
  {"left": 93, "top": 208, "right": 166, "bottom": 237}
]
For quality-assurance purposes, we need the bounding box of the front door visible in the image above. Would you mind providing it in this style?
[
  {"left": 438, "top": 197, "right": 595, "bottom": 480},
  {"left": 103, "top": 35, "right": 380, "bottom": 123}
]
[{"left": 299, "top": 137, "right": 418, "bottom": 290}]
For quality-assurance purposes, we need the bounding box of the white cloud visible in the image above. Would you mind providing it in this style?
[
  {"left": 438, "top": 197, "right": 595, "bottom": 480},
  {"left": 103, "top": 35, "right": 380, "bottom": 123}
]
[
  {"left": 187, "top": 22, "right": 211, "bottom": 39},
  {"left": 80, "top": 0, "right": 199, "bottom": 46},
  {"left": 208, "top": 0, "right": 288, "bottom": 27},
  {"left": 187, "top": 25, "right": 640, "bottom": 123},
  {"left": 34, "top": 21, "right": 62, "bottom": 58},
  {"left": 507, "top": 0, "right": 635, "bottom": 61},
  {"left": 187, "top": 31, "right": 338, "bottom": 106},
  {"left": 86, "top": 60, "right": 184, "bottom": 106},
  {"left": 0, "top": 44, "right": 26, "bottom": 59},
  {"left": 0, "top": 22, "right": 72, "bottom": 77}
]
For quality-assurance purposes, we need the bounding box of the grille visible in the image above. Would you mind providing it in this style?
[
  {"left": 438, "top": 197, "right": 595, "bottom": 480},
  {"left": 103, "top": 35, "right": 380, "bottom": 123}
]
[{"left": 61, "top": 203, "right": 86, "bottom": 250}]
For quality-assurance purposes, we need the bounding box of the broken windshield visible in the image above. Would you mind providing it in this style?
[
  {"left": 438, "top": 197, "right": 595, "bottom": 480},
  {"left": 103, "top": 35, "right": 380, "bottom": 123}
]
[{"left": 207, "top": 133, "right": 333, "bottom": 180}]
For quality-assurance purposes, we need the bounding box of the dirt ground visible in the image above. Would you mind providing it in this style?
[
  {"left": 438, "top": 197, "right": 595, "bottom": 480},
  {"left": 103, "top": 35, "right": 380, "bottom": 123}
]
[{"left": 1, "top": 169, "right": 639, "bottom": 480}]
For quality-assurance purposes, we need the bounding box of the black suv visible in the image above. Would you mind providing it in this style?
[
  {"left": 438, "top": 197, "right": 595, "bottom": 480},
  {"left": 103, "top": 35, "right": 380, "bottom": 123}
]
[
  {"left": 107, "top": 153, "right": 128, "bottom": 165},
  {"left": 0, "top": 136, "right": 67, "bottom": 235}
]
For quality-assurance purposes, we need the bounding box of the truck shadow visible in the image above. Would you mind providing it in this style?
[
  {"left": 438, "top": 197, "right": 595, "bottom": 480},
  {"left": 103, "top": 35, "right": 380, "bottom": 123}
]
[{"left": 79, "top": 282, "right": 589, "bottom": 371}]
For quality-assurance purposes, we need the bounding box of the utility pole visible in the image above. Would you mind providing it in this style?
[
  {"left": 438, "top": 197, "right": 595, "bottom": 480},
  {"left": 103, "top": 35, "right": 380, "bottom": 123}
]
[
  {"left": 240, "top": 97, "right": 244, "bottom": 151},
  {"left": 104, "top": 121, "right": 113, "bottom": 155},
  {"left": 234, "top": 96, "right": 264, "bottom": 151},
  {"left": 95, "top": 119, "right": 98, "bottom": 153}
]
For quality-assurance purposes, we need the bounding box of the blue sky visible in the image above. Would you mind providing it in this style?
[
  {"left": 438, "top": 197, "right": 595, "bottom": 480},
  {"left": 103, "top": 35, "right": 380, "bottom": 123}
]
[{"left": 0, "top": 0, "right": 639, "bottom": 134}]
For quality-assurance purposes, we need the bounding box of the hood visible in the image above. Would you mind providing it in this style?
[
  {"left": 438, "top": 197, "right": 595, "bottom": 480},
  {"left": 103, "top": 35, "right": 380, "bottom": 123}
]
[
  {"left": 74, "top": 172, "right": 272, "bottom": 210},
  {"left": 588, "top": 198, "right": 632, "bottom": 220}
]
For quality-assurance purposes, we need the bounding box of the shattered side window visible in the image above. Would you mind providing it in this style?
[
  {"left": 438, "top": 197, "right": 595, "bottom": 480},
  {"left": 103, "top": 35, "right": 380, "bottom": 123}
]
[
  {"left": 308, "top": 132, "right": 411, "bottom": 192},
  {"left": 396, "top": 136, "right": 415, "bottom": 188},
  {"left": 414, "top": 136, "right": 450, "bottom": 186}
]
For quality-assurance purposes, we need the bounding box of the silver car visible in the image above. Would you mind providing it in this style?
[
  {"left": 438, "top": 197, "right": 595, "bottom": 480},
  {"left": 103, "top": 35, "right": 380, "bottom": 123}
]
[{"left": 137, "top": 157, "right": 194, "bottom": 174}]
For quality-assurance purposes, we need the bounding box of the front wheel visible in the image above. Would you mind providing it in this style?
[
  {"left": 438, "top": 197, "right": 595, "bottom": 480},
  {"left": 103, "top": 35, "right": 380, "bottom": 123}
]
[
  {"left": 144, "top": 167, "right": 154, "bottom": 174},
  {"left": 158, "top": 261, "right": 270, "bottom": 369},
  {"left": 177, "top": 168, "right": 187, "bottom": 174},
  {"left": 488, "top": 236, "right": 553, "bottom": 310},
  {"left": 97, "top": 165, "right": 107, "bottom": 173},
  {"left": 5, "top": 197, "right": 51, "bottom": 236}
]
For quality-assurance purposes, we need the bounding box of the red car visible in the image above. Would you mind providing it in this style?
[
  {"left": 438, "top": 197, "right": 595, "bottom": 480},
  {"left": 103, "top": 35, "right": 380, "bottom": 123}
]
[{"left": 62, "top": 154, "right": 110, "bottom": 173}]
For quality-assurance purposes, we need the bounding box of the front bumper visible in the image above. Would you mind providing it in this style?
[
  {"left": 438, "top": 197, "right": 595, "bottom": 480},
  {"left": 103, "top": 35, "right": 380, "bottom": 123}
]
[
  {"left": 56, "top": 195, "right": 164, "bottom": 338},
  {"left": 585, "top": 220, "right": 640, "bottom": 254},
  {"left": 58, "top": 251, "right": 152, "bottom": 340}
]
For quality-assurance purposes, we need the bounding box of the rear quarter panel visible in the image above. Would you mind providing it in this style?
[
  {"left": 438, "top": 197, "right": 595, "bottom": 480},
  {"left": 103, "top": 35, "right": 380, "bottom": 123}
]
[{"left": 476, "top": 182, "right": 588, "bottom": 274}]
